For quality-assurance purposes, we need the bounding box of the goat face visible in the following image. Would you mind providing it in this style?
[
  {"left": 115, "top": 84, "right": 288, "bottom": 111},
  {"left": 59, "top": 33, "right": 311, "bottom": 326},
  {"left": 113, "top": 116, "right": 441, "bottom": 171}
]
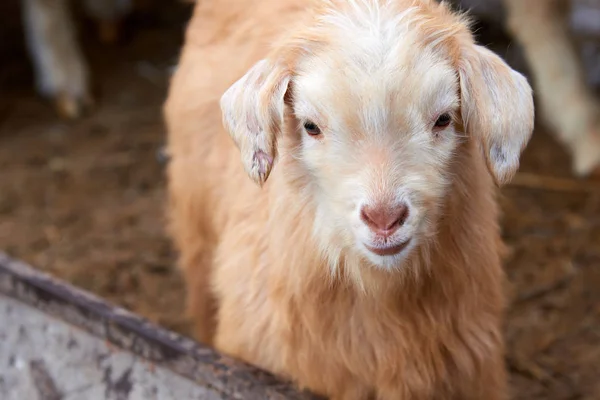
[{"left": 221, "top": 0, "right": 533, "bottom": 271}]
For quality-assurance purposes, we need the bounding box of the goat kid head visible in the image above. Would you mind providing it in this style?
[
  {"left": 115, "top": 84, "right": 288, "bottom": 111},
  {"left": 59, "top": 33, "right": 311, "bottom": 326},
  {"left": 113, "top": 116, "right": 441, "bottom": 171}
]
[{"left": 220, "top": 0, "right": 534, "bottom": 270}]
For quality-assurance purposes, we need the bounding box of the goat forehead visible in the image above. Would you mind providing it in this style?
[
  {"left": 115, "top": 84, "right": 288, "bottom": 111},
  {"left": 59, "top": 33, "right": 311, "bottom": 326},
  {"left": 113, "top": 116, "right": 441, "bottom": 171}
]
[
  {"left": 314, "top": 0, "right": 461, "bottom": 68},
  {"left": 291, "top": 1, "right": 463, "bottom": 135},
  {"left": 320, "top": 4, "right": 422, "bottom": 65},
  {"left": 294, "top": 52, "right": 458, "bottom": 134}
]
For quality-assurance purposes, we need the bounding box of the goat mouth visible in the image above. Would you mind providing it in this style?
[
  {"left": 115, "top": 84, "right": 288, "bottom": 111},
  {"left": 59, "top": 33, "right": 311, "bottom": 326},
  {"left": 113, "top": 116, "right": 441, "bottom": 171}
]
[{"left": 365, "top": 240, "right": 411, "bottom": 256}]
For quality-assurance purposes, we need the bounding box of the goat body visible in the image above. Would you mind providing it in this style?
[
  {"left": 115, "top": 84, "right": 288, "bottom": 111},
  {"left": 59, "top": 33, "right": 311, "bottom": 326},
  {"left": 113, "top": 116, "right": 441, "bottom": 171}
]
[{"left": 165, "top": 0, "right": 534, "bottom": 399}]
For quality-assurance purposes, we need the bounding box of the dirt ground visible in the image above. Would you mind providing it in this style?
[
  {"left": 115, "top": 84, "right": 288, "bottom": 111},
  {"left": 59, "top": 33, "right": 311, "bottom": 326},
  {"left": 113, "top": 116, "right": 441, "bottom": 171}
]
[{"left": 1, "top": 2, "right": 600, "bottom": 399}]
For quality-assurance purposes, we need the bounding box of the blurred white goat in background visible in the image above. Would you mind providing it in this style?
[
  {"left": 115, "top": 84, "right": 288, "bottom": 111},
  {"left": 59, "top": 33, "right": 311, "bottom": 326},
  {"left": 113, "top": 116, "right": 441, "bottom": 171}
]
[
  {"left": 455, "top": 0, "right": 600, "bottom": 177},
  {"left": 20, "top": 0, "right": 133, "bottom": 119}
]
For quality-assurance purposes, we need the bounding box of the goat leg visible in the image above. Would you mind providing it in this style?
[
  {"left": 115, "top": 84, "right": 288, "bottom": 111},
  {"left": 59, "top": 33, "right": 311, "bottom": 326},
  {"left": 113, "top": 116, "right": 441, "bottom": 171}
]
[
  {"left": 21, "top": 0, "right": 93, "bottom": 119},
  {"left": 504, "top": 0, "right": 600, "bottom": 176}
]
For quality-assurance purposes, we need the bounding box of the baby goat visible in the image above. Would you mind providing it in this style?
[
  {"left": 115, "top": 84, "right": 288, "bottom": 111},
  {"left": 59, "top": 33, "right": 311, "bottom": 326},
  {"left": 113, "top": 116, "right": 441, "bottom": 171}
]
[
  {"left": 165, "top": 0, "right": 534, "bottom": 398},
  {"left": 20, "top": 0, "right": 132, "bottom": 119}
]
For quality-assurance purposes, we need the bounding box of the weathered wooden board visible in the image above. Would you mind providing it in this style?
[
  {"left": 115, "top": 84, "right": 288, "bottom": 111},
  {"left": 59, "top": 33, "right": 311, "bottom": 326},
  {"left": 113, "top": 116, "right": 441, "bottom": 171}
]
[
  {"left": 0, "top": 294, "right": 226, "bottom": 400},
  {"left": 0, "top": 252, "right": 322, "bottom": 400}
]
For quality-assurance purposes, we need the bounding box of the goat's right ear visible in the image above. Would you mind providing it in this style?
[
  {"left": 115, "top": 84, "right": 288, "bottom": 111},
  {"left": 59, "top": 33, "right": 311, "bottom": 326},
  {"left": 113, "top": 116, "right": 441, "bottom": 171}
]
[{"left": 220, "top": 59, "right": 291, "bottom": 186}]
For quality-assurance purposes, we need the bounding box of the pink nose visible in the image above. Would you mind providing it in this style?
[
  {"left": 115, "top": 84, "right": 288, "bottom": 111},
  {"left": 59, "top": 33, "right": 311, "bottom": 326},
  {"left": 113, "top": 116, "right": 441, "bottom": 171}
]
[{"left": 360, "top": 203, "right": 409, "bottom": 236}]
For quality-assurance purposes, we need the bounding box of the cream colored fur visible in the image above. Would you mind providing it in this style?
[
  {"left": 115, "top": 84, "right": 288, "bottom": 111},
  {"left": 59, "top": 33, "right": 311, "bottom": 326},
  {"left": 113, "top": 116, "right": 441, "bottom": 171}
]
[{"left": 164, "top": 1, "right": 534, "bottom": 399}]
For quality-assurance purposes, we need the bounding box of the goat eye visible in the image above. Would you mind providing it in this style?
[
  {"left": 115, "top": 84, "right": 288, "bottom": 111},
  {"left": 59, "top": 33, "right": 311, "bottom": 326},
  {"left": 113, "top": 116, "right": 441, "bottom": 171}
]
[
  {"left": 434, "top": 113, "right": 452, "bottom": 129},
  {"left": 303, "top": 121, "right": 322, "bottom": 136}
]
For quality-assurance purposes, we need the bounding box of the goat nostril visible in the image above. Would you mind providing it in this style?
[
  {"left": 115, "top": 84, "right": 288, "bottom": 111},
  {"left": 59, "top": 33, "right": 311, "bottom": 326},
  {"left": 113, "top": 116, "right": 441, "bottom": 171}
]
[
  {"left": 361, "top": 203, "right": 410, "bottom": 234},
  {"left": 395, "top": 204, "right": 409, "bottom": 227},
  {"left": 360, "top": 208, "right": 374, "bottom": 226}
]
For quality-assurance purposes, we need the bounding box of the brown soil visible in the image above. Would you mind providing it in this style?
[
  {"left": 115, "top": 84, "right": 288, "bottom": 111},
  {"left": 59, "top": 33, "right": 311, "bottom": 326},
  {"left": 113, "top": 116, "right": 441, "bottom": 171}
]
[{"left": 1, "top": 2, "right": 599, "bottom": 399}]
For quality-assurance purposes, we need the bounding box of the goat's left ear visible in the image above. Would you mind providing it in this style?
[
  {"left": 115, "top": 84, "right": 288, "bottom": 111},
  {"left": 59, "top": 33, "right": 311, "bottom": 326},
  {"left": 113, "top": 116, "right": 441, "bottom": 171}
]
[{"left": 458, "top": 44, "right": 534, "bottom": 185}]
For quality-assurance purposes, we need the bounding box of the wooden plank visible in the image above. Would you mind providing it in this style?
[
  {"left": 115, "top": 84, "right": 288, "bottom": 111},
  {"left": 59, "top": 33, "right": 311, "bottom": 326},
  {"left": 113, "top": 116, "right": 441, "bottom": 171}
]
[
  {"left": 0, "top": 252, "right": 323, "bottom": 400},
  {"left": 0, "top": 294, "right": 226, "bottom": 400}
]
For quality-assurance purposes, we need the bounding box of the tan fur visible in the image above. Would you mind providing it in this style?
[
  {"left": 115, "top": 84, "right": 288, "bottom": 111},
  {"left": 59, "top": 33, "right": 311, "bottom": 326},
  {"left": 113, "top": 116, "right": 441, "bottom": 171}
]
[{"left": 164, "top": 1, "right": 534, "bottom": 399}]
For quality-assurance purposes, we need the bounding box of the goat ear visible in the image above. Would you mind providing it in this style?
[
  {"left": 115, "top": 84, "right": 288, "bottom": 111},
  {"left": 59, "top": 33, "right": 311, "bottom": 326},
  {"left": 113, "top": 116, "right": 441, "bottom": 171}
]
[
  {"left": 458, "top": 44, "right": 534, "bottom": 185},
  {"left": 220, "top": 59, "right": 291, "bottom": 186}
]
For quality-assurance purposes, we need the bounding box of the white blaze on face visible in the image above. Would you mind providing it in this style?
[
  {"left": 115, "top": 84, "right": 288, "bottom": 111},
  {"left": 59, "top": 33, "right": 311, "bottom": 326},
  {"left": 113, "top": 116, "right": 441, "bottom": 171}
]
[{"left": 289, "top": 2, "right": 462, "bottom": 270}]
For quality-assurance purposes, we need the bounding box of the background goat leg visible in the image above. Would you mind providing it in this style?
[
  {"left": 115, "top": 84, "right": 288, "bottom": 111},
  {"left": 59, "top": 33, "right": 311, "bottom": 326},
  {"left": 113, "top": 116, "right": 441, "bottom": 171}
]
[
  {"left": 504, "top": 0, "right": 600, "bottom": 177},
  {"left": 81, "top": 0, "right": 133, "bottom": 44},
  {"left": 21, "top": 0, "right": 93, "bottom": 120}
]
